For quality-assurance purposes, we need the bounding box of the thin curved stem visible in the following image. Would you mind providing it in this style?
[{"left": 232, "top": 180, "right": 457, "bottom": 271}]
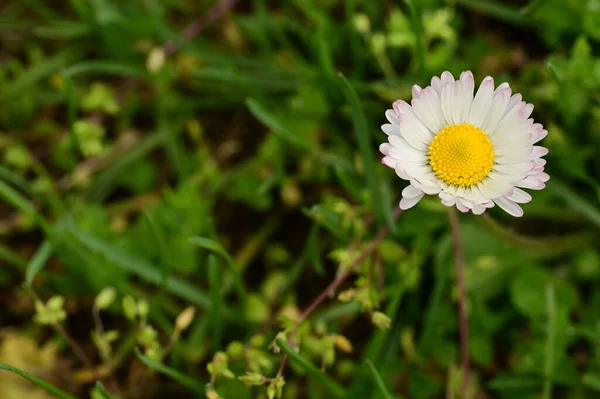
[
  {"left": 276, "top": 207, "right": 403, "bottom": 378},
  {"left": 448, "top": 207, "right": 470, "bottom": 397}
]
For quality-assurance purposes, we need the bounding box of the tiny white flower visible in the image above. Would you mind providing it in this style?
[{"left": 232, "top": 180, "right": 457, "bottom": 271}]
[{"left": 380, "top": 71, "right": 549, "bottom": 217}]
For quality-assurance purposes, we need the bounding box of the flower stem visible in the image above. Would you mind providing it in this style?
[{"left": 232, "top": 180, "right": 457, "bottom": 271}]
[
  {"left": 448, "top": 207, "right": 470, "bottom": 397},
  {"left": 276, "top": 207, "right": 403, "bottom": 378}
]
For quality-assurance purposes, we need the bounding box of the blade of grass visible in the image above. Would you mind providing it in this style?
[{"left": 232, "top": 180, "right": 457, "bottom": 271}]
[
  {"left": 547, "top": 179, "right": 600, "bottom": 229},
  {"left": 275, "top": 338, "right": 347, "bottom": 398},
  {"left": 67, "top": 225, "right": 233, "bottom": 316},
  {"left": 246, "top": 98, "right": 314, "bottom": 151},
  {"left": 63, "top": 61, "right": 148, "bottom": 78},
  {"left": 0, "top": 166, "right": 33, "bottom": 193},
  {"left": 338, "top": 73, "right": 394, "bottom": 231},
  {"left": 208, "top": 255, "right": 222, "bottom": 350},
  {"left": 25, "top": 240, "right": 53, "bottom": 287},
  {"left": 0, "top": 244, "right": 27, "bottom": 270},
  {"left": 366, "top": 359, "right": 397, "bottom": 399},
  {"left": 189, "top": 236, "right": 247, "bottom": 301},
  {"left": 94, "top": 382, "right": 118, "bottom": 399},
  {"left": 143, "top": 210, "right": 170, "bottom": 295},
  {"left": 547, "top": 62, "right": 562, "bottom": 85},
  {"left": 0, "top": 363, "right": 78, "bottom": 399},
  {"left": 0, "top": 179, "right": 50, "bottom": 231},
  {"left": 543, "top": 282, "right": 556, "bottom": 399},
  {"left": 454, "top": 0, "right": 528, "bottom": 25},
  {"left": 135, "top": 349, "right": 205, "bottom": 393},
  {"left": 403, "top": 0, "right": 426, "bottom": 74},
  {"left": 87, "top": 133, "right": 164, "bottom": 202}
]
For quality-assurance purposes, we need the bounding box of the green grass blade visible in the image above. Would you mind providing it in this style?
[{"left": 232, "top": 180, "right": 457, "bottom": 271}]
[
  {"left": 0, "top": 244, "right": 27, "bottom": 270},
  {"left": 87, "top": 133, "right": 164, "bottom": 202},
  {"left": 63, "top": 61, "right": 148, "bottom": 78},
  {"left": 208, "top": 255, "right": 222, "bottom": 350},
  {"left": 0, "top": 179, "right": 50, "bottom": 231},
  {"left": 0, "top": 363, "right": 78, "bottom": 399},
  {"left": 454, "top": 0, "right": 528, "bottom": 25},
  {"left": 25, "top": 240, "right": 53, "bottom": 287},
  {"left": 543, "top": 282, "right": 556, "bottom": 399},
  {"left": 246, "top": 98, "right": 314, "bottom": 151},
  {"left": 94, "top": 382, "right": 118, "bottom": 399},
  {"left": 366, "top": 359, "right": 396, "bottom": 399},
  {"left": 135, "top": 349, "right": 205, "bottom": 393},
  {"left": 189, "top": 236, "right": 247, "bottom": 300},
  {"left": 547, "top": 62, "right": 562, "bottom": 85},
  {"left": 403, "top": 0, "right": 426, "bottom": 74},
  {"left": 276, "top": 338, "right": 347, "bottom": 398},
  {"left": 338, "top": 74, "right": 393, "bottom": 231},
  {"left": 67, "top": 225, "right": 225, "bottom": 314},
  {"left": 547, "top": 179, "right": 600, "bottom": 229}
]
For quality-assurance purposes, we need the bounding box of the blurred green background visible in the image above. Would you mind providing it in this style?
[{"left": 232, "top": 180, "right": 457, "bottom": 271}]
[{"left": 1, "top": 0, "right": 600, "bottom": 398}]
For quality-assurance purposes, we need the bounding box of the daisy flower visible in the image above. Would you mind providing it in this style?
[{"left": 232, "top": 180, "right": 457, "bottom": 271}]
[{"left": 380, "top": 71, "right": 549, "bottom": 217}]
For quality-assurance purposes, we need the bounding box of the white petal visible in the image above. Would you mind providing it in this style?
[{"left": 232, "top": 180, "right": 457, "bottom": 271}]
[
  {"left": 469, "top": 76, "right": 494, "bottom": 128},
  {"left": 495, "top": 146, "right": 533, "bottom": 164},
  {"left": 441, "top": 71, "right": 455, "bottom": 84},
  {"left": 411, "top": 87, "right": 446, "bottom": 133},
  {"left": 381, "top": 156, "right": 397, "bottom": 168},
  {"left": 412, "top": 85, "right": 422, "bottom": 99},
  {"left": 507, "top": 187, "right": 532, "bottom": 203},
  {"left": 403, "top": 163, "right": 434, "bottom": 180},
  {"left": 493, "top": 161, "right": 535, "bottom": 175},
  {"left": 385, "top": 109, "right": 399, "bottom": 125},
  {"left": 439, "top": 192, "right": 456, "bottom": 206},
  {"left": 441, "top": 83, "right": 455, "bottom": 125},
  {"left": 458, "top": 198, "right": 473, "bottom": 209},
  {"left": 456, "top": 201, "right": 470, "bottom": 213},
  {"left": 482, "top": 87, "right": 509, "bottom": 132},
  {"left": 381, "top": 123, "right": 399, "bottom": 136},
  {"left": 402, "top": 185, "right": 423, "bottom": 198},
  {"left": 411, "top": 179, "right": 441, "bottom": 195},
  {"left": 431, "top": 76, "right": 443, "bottom": 94},
  {"left": 530, "top": 129, "right": 548, "bottom": 144},
  {"left": 472, "top": 204, "right": 486, "bottom": 215},
  {"left": 395, "top": 166, "right": 410, "bottom": 180},
  {"left": 529, "top": 146, "right": 549, "bottom": 159},
  {"left": 537, "top": 172, "right": 550, "bottom": 182},
  {"left": 387, "top": 146, "right": 427, "bottom": 162},
  {"left": 457, "top": 72, "right": 475, "bottom": 123},
  {"left": 399, "top": 193, "right": 424, "bottom": 210},
  {"left": 379, "top": 143, "right": 392, "bottom": 155},
  {"left": 515, "top": 176, "right": 545, "bottom": 190},
  {"left": 493, "top": 197, "right": 524, "bottom": 217}
]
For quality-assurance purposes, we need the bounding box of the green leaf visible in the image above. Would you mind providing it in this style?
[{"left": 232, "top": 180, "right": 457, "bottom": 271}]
[
  {"left": 93, "top": 382, "right": 118, "bottom": 399},
  {"left": 337, "top": 73, "right": 393, "bottom": 231},
  {"left": 0, "top": 363, "right": 78, "bottom": 399},
  {"left": 25, "top": 240, "right": 53, "bottom": 287},
  {"left": 188, "top": 236, "right": 247, "bottom": 300},
  {"left": 543, "top": 282, "right": 557, "bottom": 399},
  {"left": 135, "top": 349, "right": 205, "bottom": 393},
  {"left": 275, "top": 338, "right": 347, "bottom": 398},
  {"left": 246, "top": 98, "right": 313, "bottom": 151},
  {"left": 208, "top": 255, "right": 223, "bottom": 350},
  {"left": 0, "top": 179, "right": 49, "bottom": 231},
  {"left": 547, "top": 178, "right": 600, "bottom": 229},
  {"left": 366, "top": 359, "right": 397, "bottom": 399},
  {"left": 403, "top": 0, "right": 426, "bottom": 74},
  {"left": 68, "top": 225, "right": 230, "bottom": 315}
]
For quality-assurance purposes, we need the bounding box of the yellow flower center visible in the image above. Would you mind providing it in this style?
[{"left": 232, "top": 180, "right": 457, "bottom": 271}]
[{"left": 428, "top": 123, "right": 495, "bottom": 187}]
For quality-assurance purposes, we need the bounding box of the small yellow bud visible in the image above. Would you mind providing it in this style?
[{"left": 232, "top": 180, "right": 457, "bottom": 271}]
[
  {"left": 146, "top": 47, "right": 165, "bottom": 73},
  {"left": 334, "top": 335, "right": 353, "bottom": 353},
  {"left": 371, "top": 311, "right": 392, "bottom": 330},
  {"left": 175, "top": 306, "right": 196, "bottom": 331},
  {"left": 94, "top": 287, "right": 116, "bottom": 310}
]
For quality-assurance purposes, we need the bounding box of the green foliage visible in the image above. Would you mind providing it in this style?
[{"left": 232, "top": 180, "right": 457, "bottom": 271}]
[{"left": 1, "top": 0, "right": 600, "bottom": 398}]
